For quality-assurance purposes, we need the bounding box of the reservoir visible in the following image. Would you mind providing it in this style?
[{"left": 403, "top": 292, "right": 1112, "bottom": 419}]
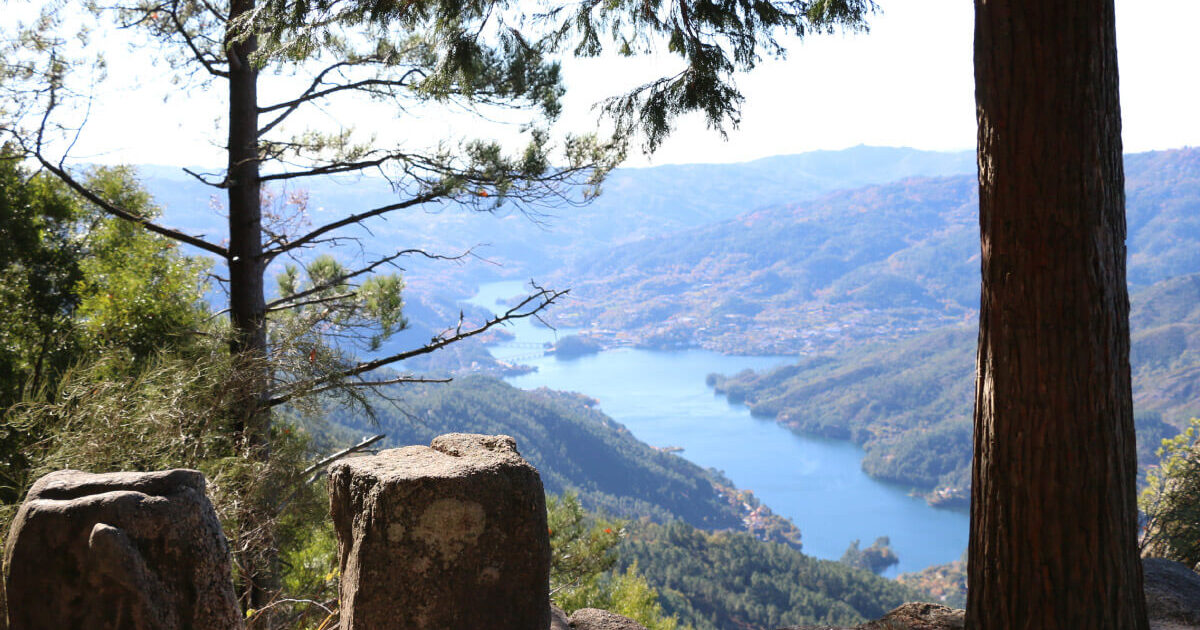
[{"left": 468, "top": 281, "right": 969, "bottom": 577}]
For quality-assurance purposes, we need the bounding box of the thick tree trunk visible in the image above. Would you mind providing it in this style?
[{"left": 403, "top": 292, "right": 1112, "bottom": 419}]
[
  {"left": 968, "top": 1, "right": 1148, "bottom": 628},
  {"left": 226, "top": 0, "right": 277, "bottom": 611}
]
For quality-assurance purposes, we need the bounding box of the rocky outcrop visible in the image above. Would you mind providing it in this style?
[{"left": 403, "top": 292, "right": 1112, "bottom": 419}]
[
  {"left": 2, "top": 469, "right": 241, "bottom": 630},
  {"left": 779, "top": 602, "right": 964, "bottom": 630},
  {"left": 329, "top": 433, "right": 550, "bottom": 629},
  {"left": 568, "top": 608, "right": 650, "bottom": 630},
  {"left": 1143, "top": 557, "right": 1200, "bottom": 628},
  {"left": 860, "top": 603, "right": 964, "bottom": 630}
]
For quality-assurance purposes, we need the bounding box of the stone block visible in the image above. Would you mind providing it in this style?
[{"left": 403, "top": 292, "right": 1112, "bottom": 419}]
[{"left": 329, "top": 433, "right": 550, "bottom": 629}]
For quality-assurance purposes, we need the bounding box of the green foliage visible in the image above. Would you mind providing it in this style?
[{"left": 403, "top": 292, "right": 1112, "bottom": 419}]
[
  {"left": 617, "top": 521, "right": 924, "bottom": 630},
  {"left": 603, "top": 563, "right": 682, "bottom": 630},
  {"left": 0, "top": 337, "right": 247, "bottom": 541},
  {"left": 1140, "top": 418, "right": 1200, "bottom": 567},
  {"left": 251, "top": 0, "right": 872, "bottom": 153},
  {"left": 70, "top": 167, "right": 209, "bottom": 363},
  {"left": 0, "top": 161, "right": 208, "bottom": 385},
  {"left": 549, "top": 492, "right": 685, "bottom": 630},
  {"left": 270, "top": 253, "right": 408, "bottom": 416},
  {"left": 2, "top": 338, "right": 344, "bottom": 629},
  {"left": 282, "top": 254, "right": 407, "bottom": 351},
  {"left": 549, "top": 492, "right": 623, "bottom": 607},
  {"left": 861, "top": 418, "right": 972, "bottom": 490},
  {"left": 840, "top": 537, "right": 899, "bottom": 575},
  {"left": 0, "top": 151, "right": 86, "bottom": 410},
  {"left": 0, "top": 160, "right": 211, "bottom": 503}
]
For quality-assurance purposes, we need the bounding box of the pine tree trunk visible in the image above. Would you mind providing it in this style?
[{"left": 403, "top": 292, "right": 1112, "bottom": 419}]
[
  {"left": 967, "top": 1, "right": 1148, "bottom": 628},
  {"left": 227, "top": 0, "right": 266, "bottom": 408},
  {"left": 226, "top": 0, "right": 277, "bottom": 611}
]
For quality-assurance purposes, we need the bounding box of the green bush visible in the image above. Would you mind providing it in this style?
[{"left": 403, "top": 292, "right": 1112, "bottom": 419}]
[
  {"left": 549, "top": 492, "right": 686, "bottom": 630},
  {"left": 1140, "top": 418, "right": 1200, "bottom": 567}
]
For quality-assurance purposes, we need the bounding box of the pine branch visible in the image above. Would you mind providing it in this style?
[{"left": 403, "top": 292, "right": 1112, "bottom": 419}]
[{"left": 256, "top": 155, "right": 406, "bottom": 183}]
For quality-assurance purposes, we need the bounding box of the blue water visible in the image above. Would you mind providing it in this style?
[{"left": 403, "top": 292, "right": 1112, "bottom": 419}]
[{"left": 467, "top": 281, "right": 969, "bottom": 577}]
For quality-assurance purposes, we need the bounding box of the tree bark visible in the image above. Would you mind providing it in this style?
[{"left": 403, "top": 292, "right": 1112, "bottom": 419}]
[{"left": 968, "top": 1, "right": 1148, "bottom": 628}]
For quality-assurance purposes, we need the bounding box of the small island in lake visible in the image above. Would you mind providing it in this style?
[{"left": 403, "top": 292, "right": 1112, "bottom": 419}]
[{"left": 553, "top": 334, "right": 603, "bottom": 359}]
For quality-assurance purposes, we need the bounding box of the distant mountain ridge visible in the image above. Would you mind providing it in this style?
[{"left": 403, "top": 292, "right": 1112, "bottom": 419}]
[
  {"left": 137, "top": 146, "right": 976, "bottom": 293},
  {"left": 547, "top": 147, "right": 1200, "bottom": 355}
]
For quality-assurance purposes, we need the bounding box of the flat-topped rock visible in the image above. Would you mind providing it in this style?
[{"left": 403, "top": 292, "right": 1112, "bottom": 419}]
[
  {"left": 779, "top": 602, "right": 963, "bottom": 630},
  {"left": 3, "top": 469, "right": 241, "bottom": 630},
  {"left": 568, "top": 608, "right": 650, "bottom": 630},
  {"left": 329, "top": 433, "right": 550, "bottom": 630}
]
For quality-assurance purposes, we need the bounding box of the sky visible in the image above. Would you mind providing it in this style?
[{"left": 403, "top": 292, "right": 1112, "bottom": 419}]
[{"left": 39, "top": 0, "right": 1200, "bottom": 168}]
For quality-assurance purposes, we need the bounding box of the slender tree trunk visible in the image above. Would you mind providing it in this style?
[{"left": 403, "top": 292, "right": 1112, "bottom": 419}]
[
  {"left": 967, "top": 1, "right": 1147, "bottom": 628},
  {"left": 227, "top": 0, "right": 266, "bottom": 411},
  {"left": 226, "top": 0, "right": 276, "bottom": 611}
]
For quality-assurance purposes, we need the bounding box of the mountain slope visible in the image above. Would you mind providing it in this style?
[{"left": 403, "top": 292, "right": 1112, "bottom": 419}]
[
  {"left": 709, "top": 272, "right": 1200, "bottom": 504},
  {"left": 550, "top": 148, "right": 1200, "bottom": 355}
]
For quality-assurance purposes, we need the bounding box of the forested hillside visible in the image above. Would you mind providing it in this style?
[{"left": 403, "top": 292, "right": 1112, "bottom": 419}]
[
  {"left": 549, "top": 148, "right": 1200, "bottom": 355},
  {"left": 710, "top": 272, "right": 1200, "bottom": 505},
  {"left": 616, "top": 521, "right": 924, "bottom": 630}
]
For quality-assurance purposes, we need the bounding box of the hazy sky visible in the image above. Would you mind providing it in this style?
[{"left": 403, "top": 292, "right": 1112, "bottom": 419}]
[{"left": 54, "top": 0, "right": 1200, "bottom": 168}]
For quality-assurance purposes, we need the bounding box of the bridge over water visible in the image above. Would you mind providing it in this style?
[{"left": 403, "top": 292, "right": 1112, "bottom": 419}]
[{"left": 492, "top": 341, "right": 553, "bottom": 362}]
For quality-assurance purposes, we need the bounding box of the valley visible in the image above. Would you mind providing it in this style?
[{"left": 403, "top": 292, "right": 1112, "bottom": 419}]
[{"left": 140, "top": 145, "right": 1200, "bottom": 622}]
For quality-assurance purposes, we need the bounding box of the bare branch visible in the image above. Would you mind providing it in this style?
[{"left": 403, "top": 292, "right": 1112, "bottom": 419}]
[
  {"left": 257, "top": 155, "right": 400, "bottom": 183},
  {"left": 167, "top": 0, "right": 230, "bottom": 79},
  {"left": 268, "top": 373, "right": 454, "bottom": 408},
  {"left": 301, "top": 433, "right": 385, "bottom": 480},
  {"left": 183, "top": 167, "right": 228, "bottom": 188},
  {"left": 35, "top": 157, "right": 230, "bottom": 258},
  {"left": 262, "top": 190, "right": 445, "bottom": 257},
  {"left": 257, "top": 61, "right": 422, "bottom": 137},
  {"left": 257, "top": 60, "right": 354, "bottom": 137},
  {"left": 264, "top": 286, "right": 567, "bottom": 406},
  {"left": 260, "top": 71, "right": 424, "bottom": 114}
]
